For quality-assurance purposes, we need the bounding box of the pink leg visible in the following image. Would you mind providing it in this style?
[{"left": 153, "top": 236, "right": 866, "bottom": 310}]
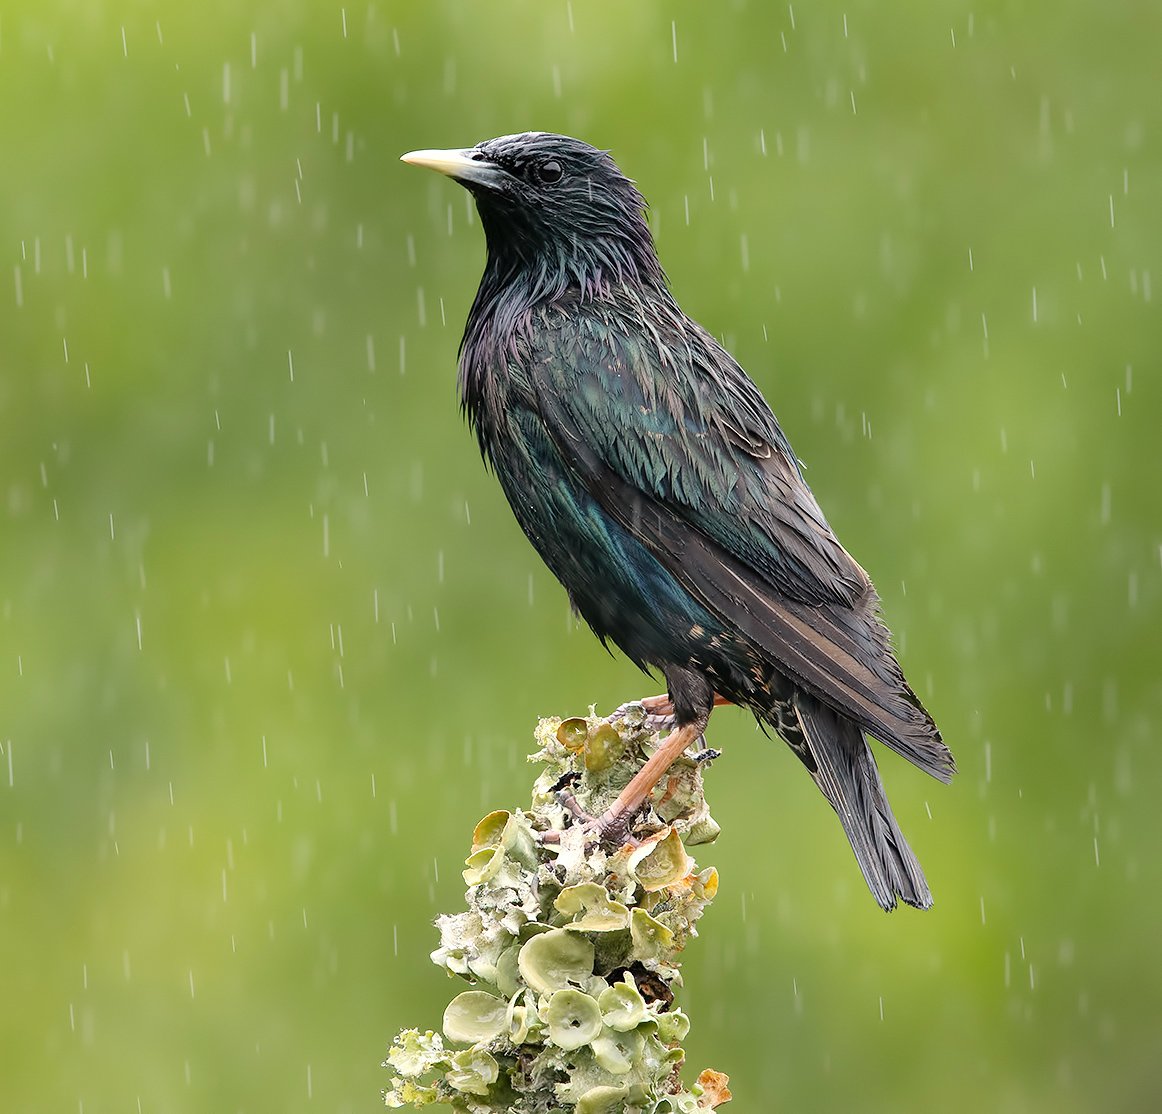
[{"left": 592, "top": 718, "right": 708, "bottom": 841}]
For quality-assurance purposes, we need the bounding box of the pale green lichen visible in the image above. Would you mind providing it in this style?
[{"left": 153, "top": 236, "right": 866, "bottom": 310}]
[{"left": 383, "top": 710, "right": 731, "bottom": 1112}]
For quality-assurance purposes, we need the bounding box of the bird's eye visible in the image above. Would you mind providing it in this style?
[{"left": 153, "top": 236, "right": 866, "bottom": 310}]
[{"left": 536, "top": 159, "right": 563, "bottom": 185}]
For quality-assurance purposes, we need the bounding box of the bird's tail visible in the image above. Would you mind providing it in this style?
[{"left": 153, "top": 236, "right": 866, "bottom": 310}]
[{"left": 791, "top": 693, "right": 932, "bottom": 911}]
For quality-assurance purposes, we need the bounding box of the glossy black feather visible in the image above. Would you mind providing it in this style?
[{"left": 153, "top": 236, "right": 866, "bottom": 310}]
[{"left": 413, "top": 132, "right": 955, "bottom": 909}]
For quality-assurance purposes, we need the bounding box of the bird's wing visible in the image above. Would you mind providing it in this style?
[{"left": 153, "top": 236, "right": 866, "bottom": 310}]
[
  {"left": 527, "top": 296, "right": 869, "bottom": 607},
  {"left": 524, "top": 298, "right": 952, "bottom": 780}
]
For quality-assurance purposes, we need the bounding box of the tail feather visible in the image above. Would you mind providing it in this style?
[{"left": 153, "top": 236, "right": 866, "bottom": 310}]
[{"left": 792, "top": 693, "right": 932, "bottom": 911}]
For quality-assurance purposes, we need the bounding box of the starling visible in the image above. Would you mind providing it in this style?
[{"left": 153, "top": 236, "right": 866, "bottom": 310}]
[{"left": 402, "top": 133, "right": 954, "bottom": 911}]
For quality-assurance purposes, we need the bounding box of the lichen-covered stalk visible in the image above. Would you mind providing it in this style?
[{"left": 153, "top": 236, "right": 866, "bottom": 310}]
[{"left": 383, "top": 708, "right": 731, "bottom": 1112}]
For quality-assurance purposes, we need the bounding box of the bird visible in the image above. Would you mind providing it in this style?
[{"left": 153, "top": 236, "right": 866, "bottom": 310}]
[{"left": 401, "top": 132, "right": 955, "bottom": 911}]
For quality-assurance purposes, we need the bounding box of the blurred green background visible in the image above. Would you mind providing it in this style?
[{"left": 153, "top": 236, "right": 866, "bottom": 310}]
[{"left": 2, "top": 1, "right": 1159, "bottom": 1111}]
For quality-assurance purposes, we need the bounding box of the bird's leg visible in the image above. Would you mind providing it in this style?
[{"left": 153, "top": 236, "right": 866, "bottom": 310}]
[{"left": 586, "top": 713, "right": 711, "bottom": 845}]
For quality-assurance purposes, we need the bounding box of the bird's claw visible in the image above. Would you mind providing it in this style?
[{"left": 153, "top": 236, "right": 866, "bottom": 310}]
[{"left": 538, "top": 790, "right": 644, "bottom": 849}]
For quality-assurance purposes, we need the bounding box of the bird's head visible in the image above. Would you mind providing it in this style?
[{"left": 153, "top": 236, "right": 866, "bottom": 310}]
[{"left": 402, "top": 132, "right": 665, "bottom": 297}]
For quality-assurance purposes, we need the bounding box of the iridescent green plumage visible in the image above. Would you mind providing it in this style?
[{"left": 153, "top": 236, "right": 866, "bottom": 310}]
[{"left": 404, "top": 132, "right": 955, "bottom": 910}]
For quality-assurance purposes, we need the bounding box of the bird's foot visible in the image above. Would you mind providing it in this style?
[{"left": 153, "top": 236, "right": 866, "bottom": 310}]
[
  {"left": 607, "top": 694, "right": 676, "bottom": 734},
  {"left": 540, "top": 713, "right": 716, "bottom": 849},
  {"left": 607, "top": 692, "right": 731, "bottom": 734},
  {"left": 539, "top": 781, "right": 644, "bottom": 849}
]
